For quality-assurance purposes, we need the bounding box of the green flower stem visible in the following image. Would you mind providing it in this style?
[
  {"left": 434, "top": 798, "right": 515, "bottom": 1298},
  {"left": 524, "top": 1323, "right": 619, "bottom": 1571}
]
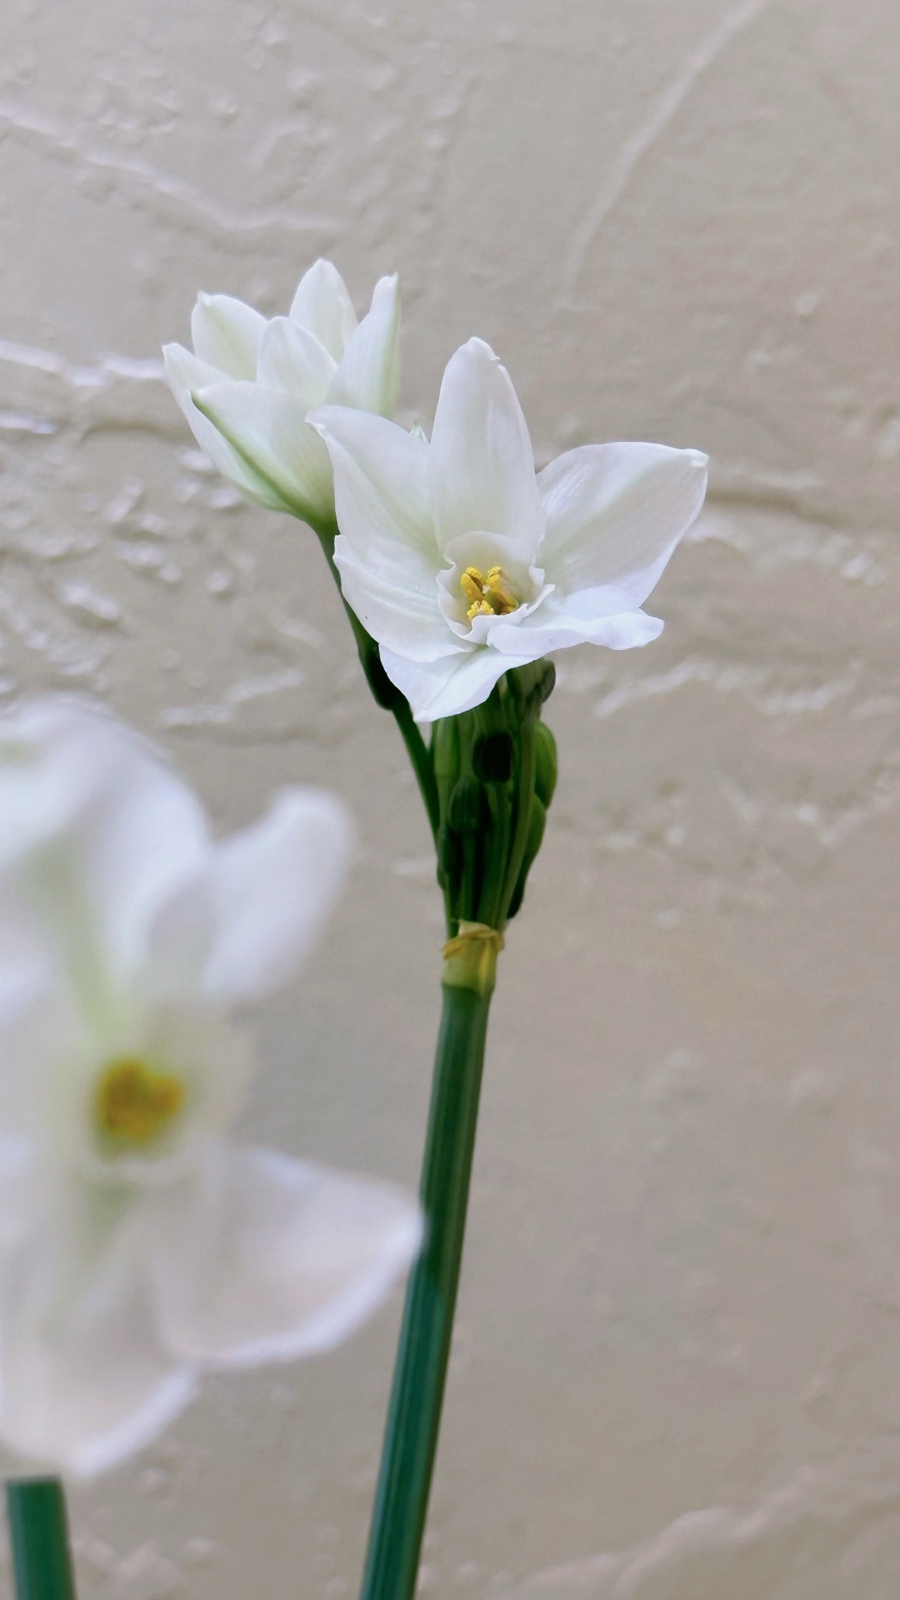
[
  {"left": 311, "top": 517, "right": 440, "bottom": 839},
  {"left": 6, "top": 1479, "right": 77, "bottom": 1600},
  {"left": 358, "top": 949, "right": 495, "bottom": 1600}
]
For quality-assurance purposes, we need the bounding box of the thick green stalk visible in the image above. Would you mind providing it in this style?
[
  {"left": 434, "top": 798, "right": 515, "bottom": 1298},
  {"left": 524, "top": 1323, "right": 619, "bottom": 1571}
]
[
  {"left": 359, "top": 960, "right": 493, "bottom": 1600},
  {"left": 6, "top": 1479, "right": 77, "bottom": 1600}
]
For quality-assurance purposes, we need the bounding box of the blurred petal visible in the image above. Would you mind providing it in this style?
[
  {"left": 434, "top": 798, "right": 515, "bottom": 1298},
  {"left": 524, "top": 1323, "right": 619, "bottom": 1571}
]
[
  {"left": 256, "top": 317, "right": 337, "bottom": 406},
  {"left": 380, "top": 645, "right": 510, "bottom": 722},
  {"left": 190, "top": 293, "right": 266, "bottom": 379},
  {"left": 163, "top": 344, "right": 288, "bottom": 511},
  {"left": 328, "top": 274, "right": 400, "bottom": 417},
  {"left": 193, "top": 381, "right": 335, "bottom": 523},
  {"left": 289, "top": 260, "right": 357, "bottom": 359},
  {"left": 204, "top": 789, "right": 351, "bottom": 1002},
  {"left": 0, "top": 698, "right": 120, "bottom": 869},
  {"left": 538, "top": 443, "right": 708, "bottom": 607},
  {"left": 0, "top": 702, "right": 210, "bottom": 996},
  {"left": 150, "top": 1143, "right": 421, "bottom": 1367},
  {"left": 0, "top": 1216, "right": 196, "bottom": 1478},
  {"left": 0, "top": 955, "right": 81, "bottom": 1149},
  {"left": 429, "top": 339, "right": 542, "bottom": 559}
]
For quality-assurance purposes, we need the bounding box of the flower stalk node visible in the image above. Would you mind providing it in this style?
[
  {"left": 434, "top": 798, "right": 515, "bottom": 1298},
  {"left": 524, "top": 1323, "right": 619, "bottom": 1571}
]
[{"left": 440, "top": 921, "right": 504, "bottom": 997}]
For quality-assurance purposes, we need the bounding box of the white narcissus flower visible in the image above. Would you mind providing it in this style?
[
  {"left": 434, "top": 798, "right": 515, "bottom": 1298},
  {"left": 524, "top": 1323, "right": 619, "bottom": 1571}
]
[
  {"left": 312, "top": 338, "right": 708, "bottom": 721},
  {"left": 163, "top": 259, "right": 400, "bottom": 526},
  {"left": 0, "top": 700, "right": 420, "bottom": 1478}
]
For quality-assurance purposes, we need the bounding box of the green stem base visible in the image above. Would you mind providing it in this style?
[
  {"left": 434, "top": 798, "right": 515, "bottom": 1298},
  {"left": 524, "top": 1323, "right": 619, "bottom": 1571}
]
[
  {"left": 6, "top": 1479, "right": 77, "bottom": 1600},
  {"left": 359, "top": 978, "right": 492, "bottom": 1600}
]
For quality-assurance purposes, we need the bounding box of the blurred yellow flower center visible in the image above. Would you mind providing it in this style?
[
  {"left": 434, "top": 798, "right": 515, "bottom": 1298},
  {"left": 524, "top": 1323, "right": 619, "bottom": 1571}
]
[
  {"left": 95, "top": 1057, "right": 184, "bottom": 1147},
  {"left": 460, "top": 566, "right": 518, "bottom": 621}
]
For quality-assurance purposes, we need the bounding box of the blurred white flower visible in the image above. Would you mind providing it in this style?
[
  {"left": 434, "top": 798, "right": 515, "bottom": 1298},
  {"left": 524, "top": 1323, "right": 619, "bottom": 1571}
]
[
  {"left": 313, "top": 338, "right": 708, "bottom": 721},
  {"left": 0, "top": 700, "right": 419, "bottom": 1478},
  {"left": 164, "top": 259, "right": 400, "bottom": 526}
]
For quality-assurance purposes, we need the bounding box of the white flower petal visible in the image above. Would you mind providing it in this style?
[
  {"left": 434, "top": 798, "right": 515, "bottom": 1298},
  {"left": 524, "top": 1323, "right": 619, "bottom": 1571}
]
[
  {"left": 490, "top": 596, "right": 664, "bottom": 656},
  {"left": 0, "top": 701, "right": 210, "bottom": 996},
  {"left": 150, "top": 1143, "right": 421, "bottom": 1367},
  {"left": 314, "top": 406, "right": 451, "bottom": 656},
  {"left": 315, "top": 409, "right": 451, "bottom": 659},
  {"left": 429, "top": 338, "right": 543, "bottom": 559},
  {"left": 313, "top": 405, "right": 434, "bottom": 554},
  {"left": 164, "top": 344, "right": 288, "bottom": 511},
  {"left": 289, "top": 260, "right": 357, "bottom": 360},
  {"left": 538, "top": 443, "right": 708, "bottom": 607},
  {"left": 256, "top": 317, "right": 337, "bottom": 406},
  {"left": 190, "top": 293, "right": 266, "bottom": 380},
  {"left": 0, "top": 955, "right": 81, "bottom": 1151},
  {"left": 0, "top": 1216, "right": 196, "bottom": 1478},
  {"left": 0, "top": 698, "right": 120, "bottom": 869},
  {"left": 197, "top": 789, "right": 352, "bottom": 1004},
  {"left": 379, "top": 645, "right": 510, "bottom": 722},
  {"left": 143, "top": 788, "right": 350, "bottom": 1007},
  {"left": 334, "top": 540, "right": 459, "bottom": 662},
  {"left": 193, "top": 381, "right": 335, "bottom": 524},
  {"left": 327, "top": 274, "right": 400, "bottom": 417}
]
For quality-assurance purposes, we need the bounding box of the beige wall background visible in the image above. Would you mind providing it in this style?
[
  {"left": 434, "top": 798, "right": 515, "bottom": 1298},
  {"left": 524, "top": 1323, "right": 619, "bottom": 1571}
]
[{"left": 0, "top": 0, "right": 898, "bottom": 1594}]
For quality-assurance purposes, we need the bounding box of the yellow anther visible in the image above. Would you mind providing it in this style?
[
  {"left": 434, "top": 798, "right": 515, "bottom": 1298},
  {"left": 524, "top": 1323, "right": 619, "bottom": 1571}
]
[
  {"left": 95, "top": 1057, "right": 184, "bottom": 1148},
  {"left": 460, "top": 564, "right": 518, "bottom": 621},
  {"left": 460, "top": 567, "right": 484, "bottom": 608},
  {"left": 483, "top": 567, "right": 517, "bottom": 614}
]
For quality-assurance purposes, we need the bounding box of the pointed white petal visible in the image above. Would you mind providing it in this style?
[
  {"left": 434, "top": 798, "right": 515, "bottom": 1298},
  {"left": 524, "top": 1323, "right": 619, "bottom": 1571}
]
[
  {"left": 190, "top": 293, "right": 266, "bottom": 379},
  {"left": 194, "top": 789, "right": 352, "bottom": 1004},
  {"left": 150, "top": 1143, "right": 421, "bottom": 1367},
  {"left": 0, "top": 1215, "right": 196, "bottom": 1478},
  {"left": 164, "top": 345, "right": 288, "bottom": 511},
  {"left": 289, "top": 260, "right": 357, "bottom": 359},
  {"left": 429, "top": 338, "right": 542, "bottom": 559},
  {"left": 256, "top": 317, "right": 337, "bottom": 405},
  {"left": 538, "top": 443, "right": 707, "bottom": 607},
  {"left": 193, "top": 381, "right": 335, "bottom": 524},
  {"left": 379, "top": 645, "right": 510, "bottom": 722},
  {"left": 328, "top": 275, "right": 400, "bottom": 417}
]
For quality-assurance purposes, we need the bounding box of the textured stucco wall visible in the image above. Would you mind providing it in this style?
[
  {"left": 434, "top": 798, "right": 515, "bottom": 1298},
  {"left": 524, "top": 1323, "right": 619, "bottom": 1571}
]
[{"left": 0, "top": 0, "right": 898, "bottom": 1595}]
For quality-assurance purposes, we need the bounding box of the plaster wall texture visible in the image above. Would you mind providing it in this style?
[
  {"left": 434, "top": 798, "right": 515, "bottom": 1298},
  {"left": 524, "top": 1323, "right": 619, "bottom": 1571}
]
[{"left": 0, "top": 0, "right": 898, "bottom": 1595}]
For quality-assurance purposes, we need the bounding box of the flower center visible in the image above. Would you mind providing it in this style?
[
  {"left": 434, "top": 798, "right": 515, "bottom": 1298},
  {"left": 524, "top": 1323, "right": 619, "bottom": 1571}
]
[
  {"left": 460, "top": 566, "right": 518, "bottom": 621},
  {"left": 94, "top": 1056, "right": 184, "bottom": 1148}
]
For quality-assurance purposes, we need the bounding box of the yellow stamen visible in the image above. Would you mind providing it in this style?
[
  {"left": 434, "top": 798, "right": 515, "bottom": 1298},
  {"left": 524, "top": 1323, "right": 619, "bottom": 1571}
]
[
  {"left": 484, "top": 567, "right": 517, "bottom": 614},
  {"left": 95, "top": 1057, "right": 184, "bottom": 1148},
  {"left": 460, "top": 564, "right": 518, "bottom": 620},
  {"left": 460, "top": 567, "right": 485, "bottom": 617}
]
